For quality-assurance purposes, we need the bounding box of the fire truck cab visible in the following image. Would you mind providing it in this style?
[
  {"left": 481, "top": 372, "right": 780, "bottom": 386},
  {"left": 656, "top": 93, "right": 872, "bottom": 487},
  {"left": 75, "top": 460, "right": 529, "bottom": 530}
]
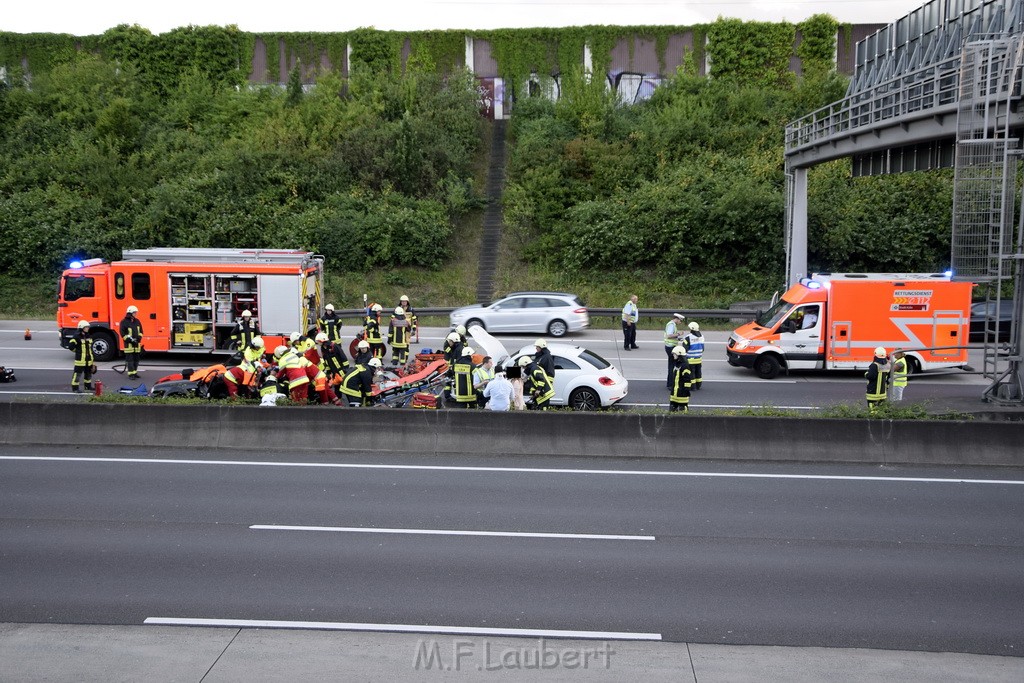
[
  {"left": 58, "top": 248, "right": 324, "bottom": 361},
  {"left": 727, "top": 273, "right": 973, "bottom": 379}
]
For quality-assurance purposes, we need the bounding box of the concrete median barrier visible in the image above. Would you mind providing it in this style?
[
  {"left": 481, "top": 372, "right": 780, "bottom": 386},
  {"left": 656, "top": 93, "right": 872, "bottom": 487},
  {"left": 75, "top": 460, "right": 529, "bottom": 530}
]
[{"left": 0, "top": 402, "right": 1021, "bottom": 467}]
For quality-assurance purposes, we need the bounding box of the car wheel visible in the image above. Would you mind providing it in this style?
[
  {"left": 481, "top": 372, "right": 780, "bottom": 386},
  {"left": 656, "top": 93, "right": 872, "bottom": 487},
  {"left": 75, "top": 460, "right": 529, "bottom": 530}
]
[
  {"left": 754, "top": 354, "right": 782, "bottom": 379},
  {"left": 90, "top": 331, "right": 117, "bottom": 362},
  {"left": 466, "top": 318, "right": 485, "bottom": 330},
  {"left": 569, "top": 386, "right": 601, "bottom": 411},
  {"left": 547, "top": 319, "right": 568, "bottom": 337}
]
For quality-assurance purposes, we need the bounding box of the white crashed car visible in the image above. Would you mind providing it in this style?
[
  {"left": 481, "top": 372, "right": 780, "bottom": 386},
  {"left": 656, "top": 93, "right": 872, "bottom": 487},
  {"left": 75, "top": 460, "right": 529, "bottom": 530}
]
[{"left": 469, "top": 326, "right": 628, "bottom": 411}]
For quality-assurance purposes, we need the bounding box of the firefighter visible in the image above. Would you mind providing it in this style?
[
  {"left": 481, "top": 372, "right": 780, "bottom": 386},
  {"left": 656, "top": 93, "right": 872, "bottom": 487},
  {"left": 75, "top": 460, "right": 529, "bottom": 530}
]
[
  {"left": 533, "top": 338, "right": 555, "bottom": 380},
  {"left": 224, "top": 358, "right": 259, "bottom": 399},
  {"left": 866, "top": 346, "right": 891, "bottom": 413},
  {"left": 274, "top": 345, "right": 310, "bottom": 403},
  {"left": 315, "top": 332, "right": 350, "bottom": 385},
  {"left": 231, "top": 310, "right": 259, "bottom": 349},
  {"left": 318, "top": 303, "right": 344, "bottom": 344},
  {"left": 452, "top": 347, "right": 478, "bottom": 408},
  {"left": 442, "top": 332, "right": 464, "bottom": 365},
  {"left": 455, "top": 324, "right": 469, "bottom": 346},
  {"left": 353, "top": 339, "right": 372, "bottom": 366},
  {"left": 120, "top": 305, "right": 144, "bottom": 379},
  {"left": 340, "top": 357, "right": 380, "bottom": 407},
  {"left": 398, "top": 295, "right": 418, "bottom": 342},
  {"left": 682, "top": 321, "right": 705, "bottom": 390},
  {"left": 69, "top": 319, "right": 95, "bottom": 393},
  {"left": 388, "top": 306, "right": 411, "bottom": 367},
  {"left": 243, "top": 336, "right": 266, "bottom": 365},
  {"left": 304, "top": 355, "right": 340, "bottom": 406},
  {"left": 668, "top": 346, "right": 693, "bottom": 412},
  {"left": 364, "top": 303, "right": 385, "bottom": 359},
  {"left": 519, "top": 355, "right": 554, "bottom": 410},
  {"left": 259, "top": 369, "right": 281, "bottom": 403},
  {"left": 663, "top": 313, "right": 685, "bottom": 388}
]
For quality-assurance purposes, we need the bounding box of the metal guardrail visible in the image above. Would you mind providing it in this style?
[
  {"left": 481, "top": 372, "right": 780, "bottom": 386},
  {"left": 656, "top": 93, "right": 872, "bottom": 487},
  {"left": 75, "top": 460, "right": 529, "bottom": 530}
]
[{"left": 331, "top": 307, "right": 763, "bottom": 322}]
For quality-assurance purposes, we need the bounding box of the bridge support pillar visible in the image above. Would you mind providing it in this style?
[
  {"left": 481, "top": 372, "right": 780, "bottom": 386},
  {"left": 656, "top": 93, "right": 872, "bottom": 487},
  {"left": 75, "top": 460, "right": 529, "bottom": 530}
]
[{"left": 787, "top": 166, "right": 808, "bottom": 285}]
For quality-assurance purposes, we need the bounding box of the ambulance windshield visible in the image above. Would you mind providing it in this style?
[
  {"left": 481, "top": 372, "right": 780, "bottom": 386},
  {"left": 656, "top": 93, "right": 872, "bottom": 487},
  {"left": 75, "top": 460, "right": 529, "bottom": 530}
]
[{"left": 755, "top": 299, "right": 793, "bottom": 329}]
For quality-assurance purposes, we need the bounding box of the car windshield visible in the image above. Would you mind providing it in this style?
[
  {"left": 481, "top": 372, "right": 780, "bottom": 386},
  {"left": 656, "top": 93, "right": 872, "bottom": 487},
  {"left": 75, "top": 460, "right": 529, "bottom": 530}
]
[
  {"left": 578, "top": 349, "right": 611, "bottom": 369},
  {"left": 755, "top": 299, "right": 793, "bottom": 328}
]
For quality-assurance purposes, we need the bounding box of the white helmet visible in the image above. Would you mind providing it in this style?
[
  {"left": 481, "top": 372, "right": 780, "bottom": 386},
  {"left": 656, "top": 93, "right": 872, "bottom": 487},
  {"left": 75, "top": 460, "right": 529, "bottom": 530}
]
[
  {"left": 874, "top": 346, "right": 887, "bottom": 357},
  {"left": 395, "top": 307, "right": 405, "bottom": 316},
  {"left": 534, "top": 338, "right": 547, "bottom": 349},
  {"left": 126, "top": 305, "right": 138, "bottom": 314},
  {"left": 446, "top": 332, "right": 461, "bottom": 343},
  {"left": 251, "top": 337, "right": 265, "bottom": 349},
  {"left": 314, "top": 332, "right": 329, "bottom": 343},
  {"left": 77, "top": 320, "right": 91, "bottom": 330},
  {"left": 368, "top": 357, "right": 382, "bottom": 368},
  {"left": 518, "top": 356, "right": 531, "bottom": 367},
  {"left": 400, "top": 295, "right": 410, "bottom": 302},
  {"left": 371, "top": 303, "right": 383, "bottom": 313},
  {"left": 357, "top": 340, "right": 370, "bottom": 351},
  {"left": 289, "top": 332, "right": 301, "bottom": 343},
  {"left": 273, "top": 345, "right": 288, "bottom": 358},
  {"left": 456, "top": 325, "right": 467, "bottom": 336},
  {"left": 688, "top": 322, "right": 700, "bottom": 332},
  {"left": 673, "top": 313, "right": 685, "bottom": 321},
  {"left": 672, "top": 346, "right": 687, "bottom": 357},
  {"left": 242, "top": 310, "right": 252, "bottom": 318},
  {"left": 325, "top": 304, "right": 334, "bottom": 312},
  {"left": 462, "top": 347, "right": 474, "bottom": 357}
]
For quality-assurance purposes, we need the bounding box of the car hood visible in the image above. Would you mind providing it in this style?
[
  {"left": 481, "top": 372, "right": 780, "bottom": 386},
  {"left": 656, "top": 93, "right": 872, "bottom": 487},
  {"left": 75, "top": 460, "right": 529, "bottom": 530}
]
[{"left": 469, "top": 325, "right": 510, "bottom": 365}]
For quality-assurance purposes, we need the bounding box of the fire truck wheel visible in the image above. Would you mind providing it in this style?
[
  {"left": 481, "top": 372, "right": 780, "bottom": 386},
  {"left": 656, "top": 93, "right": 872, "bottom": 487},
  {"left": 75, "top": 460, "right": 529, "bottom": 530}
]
[
  {"left": 754, "top": 353, "right": 782, "bottom": 380},
  {"left": 90, "top": 331, "right": 118, "bottom": 362}
]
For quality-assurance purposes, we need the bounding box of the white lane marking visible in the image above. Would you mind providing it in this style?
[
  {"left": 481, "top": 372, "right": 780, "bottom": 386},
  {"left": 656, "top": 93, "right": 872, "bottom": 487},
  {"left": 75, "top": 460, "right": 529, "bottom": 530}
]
[
  {"left": 628, "top": 377, "right": 798, "bottom": 383},
  {"left": 624, "top": 403, "right": 820, "bottom": 410},
  {"left": 143, "top": 617, "right": 662, "bottom": 640},
  {"left": 3, "top": 456, "right": 1022, "bottom": 485},
  {"left": 0, "top": 391, "right": 85, "bottom": 396},
  {"left": 250, "top": 524, "right": 653, "bottom": 541}
]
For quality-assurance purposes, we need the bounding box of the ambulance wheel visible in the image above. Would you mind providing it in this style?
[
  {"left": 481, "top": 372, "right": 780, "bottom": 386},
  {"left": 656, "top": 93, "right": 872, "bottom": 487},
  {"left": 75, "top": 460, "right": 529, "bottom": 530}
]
[
  {"left": 91, "top": 331, "right": 117, "bottom": 362},
  {"left": 907, "top": 357, "right": 921, "bottom": 375},
  {"left": 754, "top": 354, "right": 782, "bottom": 379}
]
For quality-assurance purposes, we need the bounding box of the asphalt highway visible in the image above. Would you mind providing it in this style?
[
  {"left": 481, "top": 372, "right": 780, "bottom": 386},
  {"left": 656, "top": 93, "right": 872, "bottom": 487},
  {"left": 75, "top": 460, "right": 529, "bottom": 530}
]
[
  {"left": 0, "top": 321, "right": 994, "bottom": 410},
  {"left": 1, "top": 446, "right": 1021, "bottom": 656}
]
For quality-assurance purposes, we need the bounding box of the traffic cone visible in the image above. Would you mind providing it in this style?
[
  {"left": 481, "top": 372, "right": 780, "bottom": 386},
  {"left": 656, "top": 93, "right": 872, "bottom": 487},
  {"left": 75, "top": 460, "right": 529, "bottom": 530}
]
[{"left": 24, "top": 328, "right": 31, "bottom": 340}]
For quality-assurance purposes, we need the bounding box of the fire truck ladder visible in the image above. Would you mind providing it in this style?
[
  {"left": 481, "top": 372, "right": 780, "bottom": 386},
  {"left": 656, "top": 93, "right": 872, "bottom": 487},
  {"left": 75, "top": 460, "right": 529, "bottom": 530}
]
[{"left": 950, "top": 34, "right": 1024, "bottom": 402}]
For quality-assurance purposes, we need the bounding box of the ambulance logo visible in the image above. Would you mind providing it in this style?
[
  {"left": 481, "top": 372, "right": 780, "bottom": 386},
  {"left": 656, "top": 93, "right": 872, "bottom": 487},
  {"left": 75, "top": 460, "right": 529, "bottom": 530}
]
[{"left": 891, "top": 290, "right": 932, "bottom": 312}]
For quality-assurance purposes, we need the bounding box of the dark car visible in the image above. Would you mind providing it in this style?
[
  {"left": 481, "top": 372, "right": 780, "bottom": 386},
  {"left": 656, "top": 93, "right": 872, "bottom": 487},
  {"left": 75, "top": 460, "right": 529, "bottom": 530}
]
[{"left": 969, "top": 300, "right": 1015, "bottom": 342}]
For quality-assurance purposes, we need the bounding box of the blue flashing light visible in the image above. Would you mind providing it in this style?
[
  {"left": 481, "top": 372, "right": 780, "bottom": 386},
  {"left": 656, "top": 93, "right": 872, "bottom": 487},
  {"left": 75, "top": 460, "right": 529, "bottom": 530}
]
[
  {"left": 68, "top": 260, "right": 84, "bottom": 269},
  {"left": 806, "top": 281, "right": 822, "bottom": 289},
  {"left": 944, "top": 270, "right": 953, "bottom": 278}
]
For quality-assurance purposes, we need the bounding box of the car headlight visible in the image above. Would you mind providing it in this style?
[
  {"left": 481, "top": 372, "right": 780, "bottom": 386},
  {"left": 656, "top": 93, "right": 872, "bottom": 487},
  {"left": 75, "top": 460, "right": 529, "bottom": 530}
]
[{"left": 733, "top": 338, "right": 751, "bottom": 350}]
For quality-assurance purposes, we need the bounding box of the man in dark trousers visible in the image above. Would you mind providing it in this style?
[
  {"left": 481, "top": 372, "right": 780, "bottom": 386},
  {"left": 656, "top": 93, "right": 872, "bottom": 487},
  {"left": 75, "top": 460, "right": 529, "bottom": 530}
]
[
  {"left": 668, "top": 346, "right": 692, "bottom": 412},
  {"left": 866, "top": 346, "right": 891, "bottom": 413},
  {"left": 519, "top": 355, "right": 554, "bottom": 410},
  {"left": 231, "top": 310, "right": 259, "bottom": 349},
  {"left": 340, "top": 357, "right": 380, "bottom": 407},
  {"left": 388, "top": 306, "right": 411, "bottom": 366},
  {"left": 621, "top": 294, "right": 639, "bottom": 350},
  {"left": 69, "top": 320, "right": 95, "bottom": 393},
  {"left": 318, "top": 304, "right": 343, "bottom": 344},
  {"left": 119, "top": 305, "right": 143, "bottom": 379}
]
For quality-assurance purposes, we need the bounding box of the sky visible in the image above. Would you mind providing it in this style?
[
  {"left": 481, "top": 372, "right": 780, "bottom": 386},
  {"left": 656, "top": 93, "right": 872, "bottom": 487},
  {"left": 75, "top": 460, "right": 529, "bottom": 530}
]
[{"left": 2, "top": 1, "right": 930, "bottom": 35}]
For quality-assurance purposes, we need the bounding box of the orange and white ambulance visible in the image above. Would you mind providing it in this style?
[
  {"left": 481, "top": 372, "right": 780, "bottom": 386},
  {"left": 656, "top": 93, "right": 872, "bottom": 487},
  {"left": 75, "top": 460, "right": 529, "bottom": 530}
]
[
  {"left": 726, "top": 273, "right": 973, "bottom": 379},
  {"left": 58, "top": 248, "right": 323, "bottom": 361}
]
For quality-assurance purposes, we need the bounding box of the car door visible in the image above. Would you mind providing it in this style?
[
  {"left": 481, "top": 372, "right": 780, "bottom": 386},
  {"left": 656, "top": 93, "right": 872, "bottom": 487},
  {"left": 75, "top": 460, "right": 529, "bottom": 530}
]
[
  {"left": 549, "top": 354, "right": 582, "bottom": 405},
  {"left": 488, "top": 296, "right": 524, "bottom": 333},
  {"left": 520, "top": 297, "right": 552, "bottom": 333},
  {"left": 776, "top": 304, "right": 824, "bottom": 370}
]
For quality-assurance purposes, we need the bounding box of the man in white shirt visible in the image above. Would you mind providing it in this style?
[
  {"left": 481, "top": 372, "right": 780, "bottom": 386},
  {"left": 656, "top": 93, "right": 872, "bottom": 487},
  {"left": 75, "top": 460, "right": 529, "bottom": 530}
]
[
  {"left": 483, "top": 371, "right": 515, "bottom": 411},
  {"left": 621, "top": 294, "right": 639, "bottom": 350}
]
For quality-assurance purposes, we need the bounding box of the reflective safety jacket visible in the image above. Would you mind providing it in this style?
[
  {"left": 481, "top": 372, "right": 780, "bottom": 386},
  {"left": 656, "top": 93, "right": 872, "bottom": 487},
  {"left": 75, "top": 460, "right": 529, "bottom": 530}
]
[
  {"left": 225, "top": 360, "right": 258, "bottom": 388},
  {"left": 452, "top": 358, "right": 477, "bottom": 403},
  {"left": 865, "top": 358, "right": 891, "bottom": 401},
  {"left": 683, "top": 332, "right": 704, "bottom": 363},
  {"left": 472, "top": 365, "right": 495, "bottom": 390},
  {"left": 340, "top": 364, "right": 375, "bottom": 404},
  {"left": 670, "top": 360, "right": 692, "bottom": 405},
  {"left": 364, "top": 316, "right": 383, "bottom": 345},
  {"left": 443, "top": 338, "right": 464, "bottom": 367},
  {"left": 259, "top": 373, "right": 279, "bottom": 398},
  {"left": 319, "top": 341, "right": 350, "bottom": 376},
  {"left": 69, "top": 332, "right": 94, "bottom": 367},
  {"left": 120, "top": 316, "right": 143, "bottom": 353},
  {"left": 243, "top": 343, "right": 265, "bottom": 365},
  {"left": 388, "top": 315, "right": 410, "bottom": 349},
  {"left": 523, "top": 362, "right": 555, "bottom": 404},
  {"left": 277, "top": 350, "right": 310, "bottom": 388},
  {"left": 664, "top": 320, "right": 682, "bottom": 347},
  {"left": 318, "top": 312, "right": 343, "bottom": 343},
  {"left": 892, "top": 356, "right": 908, "bottom": 388},
  {"left": 231, "top": 319, "right": 260, "bottom": 348}
]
